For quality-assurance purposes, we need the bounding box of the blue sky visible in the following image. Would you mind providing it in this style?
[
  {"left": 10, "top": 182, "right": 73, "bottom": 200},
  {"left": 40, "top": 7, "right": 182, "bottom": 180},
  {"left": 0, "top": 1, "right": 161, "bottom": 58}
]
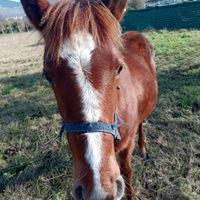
[{"left": 10, "top": 0, "right": 20, "bottom": 2}]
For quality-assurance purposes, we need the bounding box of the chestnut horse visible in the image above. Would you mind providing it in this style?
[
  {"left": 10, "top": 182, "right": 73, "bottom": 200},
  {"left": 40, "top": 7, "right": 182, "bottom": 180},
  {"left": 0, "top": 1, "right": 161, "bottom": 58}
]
[{"left": 21, "top": 0, "right": 158, "bottom": 199}]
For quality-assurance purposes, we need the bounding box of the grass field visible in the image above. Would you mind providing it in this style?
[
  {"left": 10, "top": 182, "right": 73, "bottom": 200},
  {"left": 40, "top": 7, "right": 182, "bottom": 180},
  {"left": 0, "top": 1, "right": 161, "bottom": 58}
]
[{"left": 0, "top": 30, "right": 200, "bottom": 200}]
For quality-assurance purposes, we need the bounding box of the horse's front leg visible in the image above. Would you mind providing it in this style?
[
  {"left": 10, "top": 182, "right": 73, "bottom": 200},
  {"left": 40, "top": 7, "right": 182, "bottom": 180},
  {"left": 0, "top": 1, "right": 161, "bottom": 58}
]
[{"left": 118, "top": 139, "right": 135, "bottom": 200}]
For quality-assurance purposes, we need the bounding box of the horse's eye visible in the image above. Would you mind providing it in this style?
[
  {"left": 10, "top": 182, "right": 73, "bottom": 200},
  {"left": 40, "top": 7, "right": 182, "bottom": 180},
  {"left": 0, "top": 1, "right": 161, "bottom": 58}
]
[
  {"left": 43, "top": 71, "right": 55, "bottom": 85},
  {"left": 116, "top": 64, "right": 123, "bottom": 76}
]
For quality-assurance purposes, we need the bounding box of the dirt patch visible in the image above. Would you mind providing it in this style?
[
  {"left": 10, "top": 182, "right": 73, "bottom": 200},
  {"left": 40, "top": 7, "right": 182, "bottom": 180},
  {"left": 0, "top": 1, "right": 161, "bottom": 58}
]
[{"left": 3, "top": 145, "right": 25, "bottom": 160}]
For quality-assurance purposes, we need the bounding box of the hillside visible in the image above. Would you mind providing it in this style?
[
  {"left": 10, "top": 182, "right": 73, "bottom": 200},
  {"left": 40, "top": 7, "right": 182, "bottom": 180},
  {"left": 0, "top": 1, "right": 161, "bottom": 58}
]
[
  {"left": 0, "top": 0, "right": 24, "bottom": 18},
  {"left": 0, "top": 0, "right": 20, "bottom": 8},
  {"left": 0, "top": 0, "right": 56, "bottom": 18}
]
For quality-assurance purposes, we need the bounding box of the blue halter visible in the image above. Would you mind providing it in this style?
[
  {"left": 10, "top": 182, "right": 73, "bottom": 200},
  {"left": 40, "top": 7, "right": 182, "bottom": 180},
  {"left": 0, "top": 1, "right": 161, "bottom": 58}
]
[{"left": 59, "top": 111, "right": 123, "bottom": 142}]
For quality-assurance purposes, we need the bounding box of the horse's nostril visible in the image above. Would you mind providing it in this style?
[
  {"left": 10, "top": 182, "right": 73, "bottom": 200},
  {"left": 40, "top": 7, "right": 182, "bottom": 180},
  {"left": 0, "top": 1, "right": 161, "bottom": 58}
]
[
  {"left": 74, "top": 185, "right": 84, "bottom": 200},
  {"left": 115, "top": 176, "right": 125, "bottom": 200}
]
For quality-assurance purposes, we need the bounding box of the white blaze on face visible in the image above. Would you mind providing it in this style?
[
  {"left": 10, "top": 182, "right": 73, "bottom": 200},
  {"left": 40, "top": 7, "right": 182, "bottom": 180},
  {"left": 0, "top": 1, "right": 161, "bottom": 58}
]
[{"left": 60, "top": 32, "right": 107, "bottom": 199}]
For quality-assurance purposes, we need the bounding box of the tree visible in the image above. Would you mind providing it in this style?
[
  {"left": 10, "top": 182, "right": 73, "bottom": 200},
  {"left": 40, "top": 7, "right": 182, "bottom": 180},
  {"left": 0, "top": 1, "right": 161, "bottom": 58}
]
[
  {"left": 0, "top": 14, "right": 4, "bottom": 22},
  {"left": 0, "top": 15, "right": 5, "bottom": 34},
  {"left": 12, "top": 20, "right": 25, "bottom": 32},
  {"left": 4, "top": 20, "right": 13, "bottom": 34},
  {"left": 128, "top": 0, "right": 145, "bottom": 10},
  {"left": 0, "top": 21, "right": 5, "bottom": 34},
  {"left": 17, "top": 19, "right": 25, "bottom": 32},
  {"left": 23, "top": 16, "right": 33, "bottom": 32}
]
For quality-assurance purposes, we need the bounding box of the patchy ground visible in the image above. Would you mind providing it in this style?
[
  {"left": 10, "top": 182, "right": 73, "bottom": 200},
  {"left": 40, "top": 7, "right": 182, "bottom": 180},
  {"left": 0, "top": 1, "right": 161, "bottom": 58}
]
[{"left": 0, "top": 30, "right": 200, "bottom": 200}]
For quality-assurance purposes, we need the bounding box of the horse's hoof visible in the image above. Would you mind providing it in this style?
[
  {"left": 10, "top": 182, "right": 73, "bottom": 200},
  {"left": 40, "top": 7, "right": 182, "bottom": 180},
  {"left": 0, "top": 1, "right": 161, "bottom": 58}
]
[{"left": 140, "top": 153, "right": 148, "bottom": 160}]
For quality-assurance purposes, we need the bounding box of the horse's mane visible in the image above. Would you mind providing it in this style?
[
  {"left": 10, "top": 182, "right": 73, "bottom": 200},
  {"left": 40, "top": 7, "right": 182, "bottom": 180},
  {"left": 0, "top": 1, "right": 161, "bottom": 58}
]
[{"left": 41, "top": 0, "right": 123, "bottom": 64}]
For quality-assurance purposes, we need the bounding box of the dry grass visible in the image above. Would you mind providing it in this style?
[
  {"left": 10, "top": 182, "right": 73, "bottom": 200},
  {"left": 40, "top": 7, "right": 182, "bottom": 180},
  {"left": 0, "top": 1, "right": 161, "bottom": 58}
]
[
  {"left": 0, "top": 32, "right": 73, "bottom": 200},
  {"left": 0, "top": 30, "right": 200, "bottom": 200}
]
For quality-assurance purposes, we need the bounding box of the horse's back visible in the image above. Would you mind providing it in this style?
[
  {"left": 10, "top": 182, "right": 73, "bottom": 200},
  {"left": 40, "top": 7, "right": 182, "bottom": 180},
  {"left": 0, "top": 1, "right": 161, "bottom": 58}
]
[
  {"left": 120, "top": 31, "right": 158, "bottom": 122},
  {"left": 121, "top": 31, "right": 156, "bottom": 80}
]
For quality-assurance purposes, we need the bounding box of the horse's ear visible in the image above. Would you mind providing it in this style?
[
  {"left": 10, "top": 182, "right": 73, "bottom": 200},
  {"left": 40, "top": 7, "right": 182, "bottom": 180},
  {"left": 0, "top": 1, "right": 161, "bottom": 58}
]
[
  {"left": 21, "top": 0, "right": 50, "bottom": 31},
  {"left": 101, "top": 0, "right": 128, "bottom": 21}
]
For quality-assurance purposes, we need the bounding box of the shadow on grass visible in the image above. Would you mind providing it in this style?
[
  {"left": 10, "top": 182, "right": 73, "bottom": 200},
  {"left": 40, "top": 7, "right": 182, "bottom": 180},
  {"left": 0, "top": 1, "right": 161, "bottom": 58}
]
[
  {"left": 138, "top": 63, "right": 200, "bottom": 199},
  {"left": 0, "top": 72, "right": 73, "bottom": 198},
  {"left": 0, "top": 149, "right": 73, "bottom": 198},
  {"left": 1, "top": 62, "right": 199, "bottom": 199},
  {"left": 0, "top": 72, "right": 59, "bottom": 125},
  {"left": 157, "top": 63, "right": 200, "bottom": 95},
  {"left": 156, "top": 63, "right": 200, "bottom": 109},
  {"left": 140, "top": 118, "right": 194, "bottom": 200},
  {"left": 27, "top": 42, "right": 44, "bottom": 48},
  {"left": 0, "top": 72, "right": 43, "bottom": 94}
]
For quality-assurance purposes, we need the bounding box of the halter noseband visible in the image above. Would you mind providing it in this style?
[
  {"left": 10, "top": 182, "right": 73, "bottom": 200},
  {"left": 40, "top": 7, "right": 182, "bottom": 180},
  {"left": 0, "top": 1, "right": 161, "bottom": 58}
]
[{"left": 59, "top": 111, "right": 123, "bottom": 142}]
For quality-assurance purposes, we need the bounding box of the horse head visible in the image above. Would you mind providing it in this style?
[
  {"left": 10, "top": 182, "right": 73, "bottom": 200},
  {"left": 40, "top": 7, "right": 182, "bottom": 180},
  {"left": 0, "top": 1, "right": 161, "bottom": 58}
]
[{"left": 21, "top": 0, "right": 128, "bottom": 199}]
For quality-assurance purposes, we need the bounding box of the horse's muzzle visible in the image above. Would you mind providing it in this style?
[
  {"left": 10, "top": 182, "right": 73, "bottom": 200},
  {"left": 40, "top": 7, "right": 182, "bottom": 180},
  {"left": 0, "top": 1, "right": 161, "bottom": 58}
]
[{"left": 72, "top": 175, "right": 125, "bottom": 200}]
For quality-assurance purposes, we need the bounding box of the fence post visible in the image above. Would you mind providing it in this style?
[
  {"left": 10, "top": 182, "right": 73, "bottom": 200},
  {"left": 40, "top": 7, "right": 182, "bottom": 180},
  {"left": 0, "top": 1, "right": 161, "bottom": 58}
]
[
  {"left": 153, "top": 7, "right": 155, "bottom": 28},
  {"left": 178, "top": 4, "right": 180, "bottom": 29}
]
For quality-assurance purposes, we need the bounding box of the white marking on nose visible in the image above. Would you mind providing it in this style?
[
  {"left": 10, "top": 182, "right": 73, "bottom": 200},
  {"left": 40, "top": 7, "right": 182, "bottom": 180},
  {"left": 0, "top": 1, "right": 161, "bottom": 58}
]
[{"left": 60, "top": 32, "right": 107, "bottom": 199}]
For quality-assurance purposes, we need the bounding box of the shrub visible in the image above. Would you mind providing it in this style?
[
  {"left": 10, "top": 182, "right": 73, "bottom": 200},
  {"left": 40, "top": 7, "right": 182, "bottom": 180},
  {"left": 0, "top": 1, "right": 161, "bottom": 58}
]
[{"left": 128, "top": 0, "right": 145, "bottom": 10}]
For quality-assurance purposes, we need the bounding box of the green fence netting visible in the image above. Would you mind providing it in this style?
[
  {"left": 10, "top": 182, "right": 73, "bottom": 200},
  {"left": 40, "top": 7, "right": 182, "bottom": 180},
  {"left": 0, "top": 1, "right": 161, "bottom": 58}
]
[{"left": 121, "top": 2, "right": 200, "bottom": 32}]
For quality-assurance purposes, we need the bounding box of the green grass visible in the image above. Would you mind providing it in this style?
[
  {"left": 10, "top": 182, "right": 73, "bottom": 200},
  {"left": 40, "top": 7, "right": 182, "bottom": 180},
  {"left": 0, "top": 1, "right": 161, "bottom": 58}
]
[
  {"left": 0, "top": 29, "right": 200, "bottom": 199},
  {"left": 132, "top": 29, "right": 200, "bottom": 200}
]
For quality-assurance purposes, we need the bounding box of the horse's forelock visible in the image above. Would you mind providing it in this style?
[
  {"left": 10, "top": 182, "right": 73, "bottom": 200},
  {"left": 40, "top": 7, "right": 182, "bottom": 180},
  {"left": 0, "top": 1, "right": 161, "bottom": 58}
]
[{"left": 41, "top": 0, "right": 123, "bottom": 64}]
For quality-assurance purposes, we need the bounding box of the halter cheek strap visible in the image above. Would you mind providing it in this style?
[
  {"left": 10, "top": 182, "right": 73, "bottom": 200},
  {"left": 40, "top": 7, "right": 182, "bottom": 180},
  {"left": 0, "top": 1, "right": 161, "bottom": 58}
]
[{"left": 59, "top": 111, "right": 123, "bottom": 142}]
